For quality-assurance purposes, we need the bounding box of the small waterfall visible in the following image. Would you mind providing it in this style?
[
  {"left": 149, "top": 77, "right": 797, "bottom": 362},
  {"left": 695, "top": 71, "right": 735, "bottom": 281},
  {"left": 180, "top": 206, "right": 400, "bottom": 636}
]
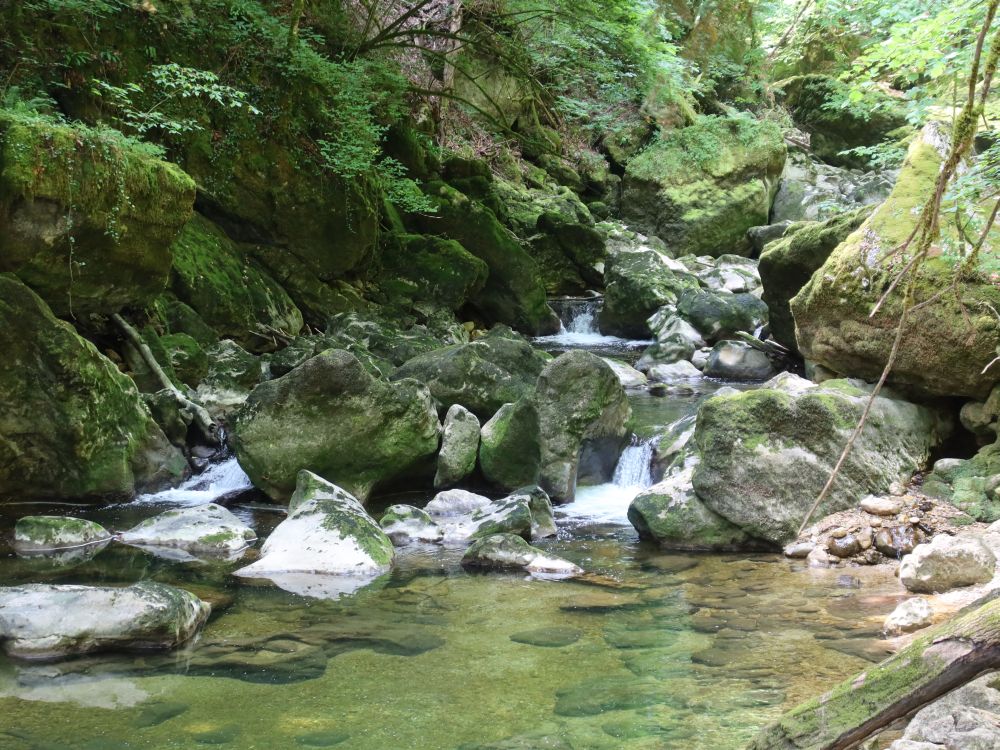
[
  {"left": 612, "top": 437, "right": 655, "bottom": 489},
  {"left": 562, "top": 300, "right": 600, "bottom": 335},
  {"left": 135, "top": 457, "right": 253, "bottom": 506}
]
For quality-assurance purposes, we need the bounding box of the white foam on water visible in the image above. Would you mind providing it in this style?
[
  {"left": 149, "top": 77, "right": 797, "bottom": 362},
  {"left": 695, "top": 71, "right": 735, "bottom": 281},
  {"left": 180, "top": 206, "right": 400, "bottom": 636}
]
[
  {"left": 560, "top": 438, "right": 656, "bottom": 525},
  {"left": 536, "top": 300, "right": 651, "bottom": 349},
  {"left": 134, "top": 457, "right": 252, "bottom": 506}
]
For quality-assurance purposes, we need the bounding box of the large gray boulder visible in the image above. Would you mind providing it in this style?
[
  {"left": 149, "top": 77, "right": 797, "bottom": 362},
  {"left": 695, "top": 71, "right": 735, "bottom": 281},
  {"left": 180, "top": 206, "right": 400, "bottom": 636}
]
[
  {"left": 692, "top": 373, "right": 948, "bottom": 545},
  {"left": 899, "top": 535, "right": 996, "bottom": 593},
  {"left": 231, "top": 350, "right": 440, "bottom": 502},
  {"left": 235, "top": 471, "right": 394, "bottom": 594},
  {"left": 0, "top": 276, "right": 187, "bottom": 503},
  {"left": 0, "top": 582, "right": 210, "bottom": 659},
  {"left": 433, "top": 405, "right": 481, "bottom": 489},
  {"left": 424, "top": 489, "right": 534, "bottom": 542},
  {"left": 703, "top": 341, "right": 776, "bottom": 381},
  {"left": 391, "top": 331, "right": 549, "bottom": 419},
  {"left": 599, "top": 246, "right": 699, "bottom": 338}
]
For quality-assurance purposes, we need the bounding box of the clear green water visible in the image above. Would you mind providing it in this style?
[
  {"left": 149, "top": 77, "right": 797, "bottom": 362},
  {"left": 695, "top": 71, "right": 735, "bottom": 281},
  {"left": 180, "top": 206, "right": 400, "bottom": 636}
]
[{"left": 0, "top": 387, "right": 904, "bottom": 750}]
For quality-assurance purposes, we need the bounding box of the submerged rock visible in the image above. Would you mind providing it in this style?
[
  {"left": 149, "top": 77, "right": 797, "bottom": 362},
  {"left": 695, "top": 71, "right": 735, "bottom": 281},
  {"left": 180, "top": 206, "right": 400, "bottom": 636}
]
[
  {"left": 235, "top": 471, "right": 394, "bottom": 589},
  {"left": 899, "top": 535, "right": 996, "bottom": 593},
  {"left": 434, "top": 405, "right": 481, "bottom": 489},
  {"left": 0, "top": 582, "right": 210, "bottom": 659},
  {"left": 231, "top": 349, "right": 440, "bottom": 502},
  {"left": 461, "top": 533, "right": 582, "bottom": 576},
  {"left": 691, "top": 374, "right": 948, "bottom": 545},
  {"left": 14, "top": 516, "right": 110, "bottom": 552},
  {"left": 0, "top": 276, "right": 187, "bottom": 502},
  {"left": 119, "top": 504, "right": 256, "bottom": 557},
  {"left": 379, "top": 505, "right": 443, "bottom": 546}
]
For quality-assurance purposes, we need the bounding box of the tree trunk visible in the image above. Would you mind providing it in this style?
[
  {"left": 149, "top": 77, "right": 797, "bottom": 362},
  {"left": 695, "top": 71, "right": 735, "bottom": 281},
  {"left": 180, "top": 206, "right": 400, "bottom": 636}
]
[
  {"left": 747, "top": 596, "right": 1000, "bottom": 750},
  {"left": 111, "top": 314, "right": 219, "bottom": 446}
]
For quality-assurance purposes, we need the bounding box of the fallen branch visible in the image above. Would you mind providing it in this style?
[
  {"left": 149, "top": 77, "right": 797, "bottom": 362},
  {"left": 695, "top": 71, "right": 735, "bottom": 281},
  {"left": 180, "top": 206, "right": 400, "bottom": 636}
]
[
  {"left": 747, "top": 596, "right": 1000, "bottom": 750},
  {"left": 111, "top": 313, "right": 219, "bottom": 446}
]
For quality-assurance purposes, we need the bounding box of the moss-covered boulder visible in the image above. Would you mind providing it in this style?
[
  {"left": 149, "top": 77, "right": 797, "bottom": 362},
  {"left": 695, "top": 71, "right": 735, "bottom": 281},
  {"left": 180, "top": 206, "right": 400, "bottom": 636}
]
[
  {"left": 691, "top": 374, "right": 948, "bottom": 545},
  {"left": 0, "top": 275, "right": 187, "bottom": 502},
  {"left": 14, "top": 516, "right": 111, "bottom": 552},
  {"left": 235, "top": 471, "right": 393, "bottom": 588},
  {"left": 792, "top": 122, "right": 1000, "bottom": 399},
  {"left": 922, "top": 443, "right": 1000, "bottom": 523},
  {"left": 777, "top": 75, "right": 909, "bottom": 168},
  {"left": 379, "top": 504, "right": 443, "bottom": 545},
  {"left": 391, "top": 329, "right": 550, "bottom": 419},
  {"left": 628, "top": 451, "right": 755, "bottom": 551},
  {"left": 434, "top": 405, "right": 481, "bottom": 489},
  {"left": 479, "top": 401, "right": 543, "bottom": 491},
  {"left": 119, "top": 503, "right": 257, "bottom": 557},
  {"left": 532, "top": 351, "right": 631, "bottom": 502},
  {"left": 675, "top": 289, "right": 768, "bottom": 343},
  {"left": 230, "top": 349, "right": 440, "bottom": 502},
  {"left": 461, "top": 533, "right": 583, "bottom": 576},
  {"left": 758, "top": 207, "right": 872, "bottom": 349},
  {"left": 0, "top": 112, "right": 195, "bottom": 316},
  {"left": 377, "top": 234, "right": 488, "bottom": 312},
  {"left": 599, "top": 246, "right": 700, "bottom": 338},
  {"left": 170, "top": 215, "right": 303, "bottom": 352},
  {"left": 416, "top": 183, "right": 559, "bottom": 334},
  {"left": 621, "top": 115, "right": 786, "bottom": 257},
  {"left": 160, "top": 332, "right": 209, "bottom": 388},
  {"left": 529, "top": 212, "right": 607, "bottom": 295}
]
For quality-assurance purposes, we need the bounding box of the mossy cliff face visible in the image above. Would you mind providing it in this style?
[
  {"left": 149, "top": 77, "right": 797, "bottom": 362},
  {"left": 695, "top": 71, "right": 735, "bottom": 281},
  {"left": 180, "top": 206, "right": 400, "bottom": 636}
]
[
  {"left": 230, "top": 349, "right": 441, "bottom": 503},
  {"left": 792, "top": 122, "right": 1000, "bottom": 399},
  {"left": 0, "top": 275, "right": 187, "bottom": 502},
  {"left": 622, "top": 115, "right": 786, "bottom": 256},
  {"left": 758, "top": 206, "right": 872, "bottom": 350},
  {"left": 415, "top": 183, "right": 559, "bottom": 335},
  {"left": 777, "top": 74, "right": 909, "bottom": 168},
  {"left": 0, "top": 112, "right": 195, "bottom": 316},
  {"left": 170, "top": 215, "right": 303, "bottom": 352},
  {"left": 376, "top": 233, "right": 488, "bottom": 313}
]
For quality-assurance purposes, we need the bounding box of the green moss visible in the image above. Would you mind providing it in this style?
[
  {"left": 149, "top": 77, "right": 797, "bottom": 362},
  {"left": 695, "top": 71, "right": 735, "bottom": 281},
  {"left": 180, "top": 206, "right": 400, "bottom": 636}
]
[
  {"left": 0, "top": 110, "right": 195, "bottom": 315},
  {"left": 377, "top": 234, "right": 488, "bottom": 312}
]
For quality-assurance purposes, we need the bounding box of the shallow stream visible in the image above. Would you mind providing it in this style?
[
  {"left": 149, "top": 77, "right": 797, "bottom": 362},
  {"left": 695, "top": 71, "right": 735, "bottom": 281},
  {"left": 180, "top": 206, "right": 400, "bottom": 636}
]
[{"left": 0, "top": 302, "right": 906, "bottom": 750}]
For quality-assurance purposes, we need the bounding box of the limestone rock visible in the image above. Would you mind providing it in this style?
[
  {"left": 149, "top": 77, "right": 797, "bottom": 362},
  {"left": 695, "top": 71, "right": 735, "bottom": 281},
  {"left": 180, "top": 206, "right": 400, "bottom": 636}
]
[
  {"left": 434, "top": 405, "right": 481, "bottom": 489},
  {"left": 622, "top": 115, "right": 786, "bottom": 257},
  {"left": 883, "top": 598, "right": 933, "bottom": 636},
  {"left": 461, "top": 533, "right": 583, "bottom": 576},
  {"left": 425, "top": 489, "right": 534, "bottom": 542},
  {"left": 692, "top": 374, "right": 947, "bottom": 544},
  {"left": 860, "top": 496, "right": 903, "bottom": 517},
  {"left": 478, "top": 401, "right": 542, "bottom": 491},
  {"left": 392, "top": 332, "right": 548, "bottom": 419},
  {"left": 703, "top": 341, "right": 776, "bottom": 381},
  {"left": 119, "top": 504, "right": 256, "bottom": 556},
  {"left": 231, "top": 350, "right": 440, "bottom": 502},
  {"left": 235, "top": 471, "right": 394, "bottom": 584},
  {"left": 0, "top": 276, "right": 187, "bottom": 502},
  {"left": 379, "top": 505, "right": 443, "bottom": 545},
  {"left": 899, "top": 535, "right": 996, "bottom": 593},
  {"left": 13, "top": 516, "right": 110, "bottom": 552},
  {"left": 888, "top": 672, "right": 1000, "bottom": 750},
  {"left": 0, "top": 582, "right": 210, "bottom": 659}
]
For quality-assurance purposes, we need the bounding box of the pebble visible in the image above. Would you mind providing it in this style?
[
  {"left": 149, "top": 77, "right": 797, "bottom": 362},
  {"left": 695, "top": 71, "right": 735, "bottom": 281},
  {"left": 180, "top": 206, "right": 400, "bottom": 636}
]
[
  {"left": 783, "top": 541, "right": 815, "bottom": 559},
  {"left": 889, "top": 481, "right": 905, "bottom": 496},
  {"left": 830, "top": 527, "right": 848, "bottom": 539}
]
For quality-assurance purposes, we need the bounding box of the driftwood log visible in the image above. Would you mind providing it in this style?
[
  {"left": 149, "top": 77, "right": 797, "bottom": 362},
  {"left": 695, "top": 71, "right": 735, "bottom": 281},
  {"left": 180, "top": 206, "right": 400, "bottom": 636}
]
[{"left": 747, "top": 596, "right": 1000, "bottom": 750}]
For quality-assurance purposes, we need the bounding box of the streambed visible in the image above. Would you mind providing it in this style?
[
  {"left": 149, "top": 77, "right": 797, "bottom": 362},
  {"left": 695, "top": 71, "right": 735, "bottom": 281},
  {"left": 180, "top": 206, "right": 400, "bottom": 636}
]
[{"left": 0, "top": 303, "right": 904, "bottom": 750}]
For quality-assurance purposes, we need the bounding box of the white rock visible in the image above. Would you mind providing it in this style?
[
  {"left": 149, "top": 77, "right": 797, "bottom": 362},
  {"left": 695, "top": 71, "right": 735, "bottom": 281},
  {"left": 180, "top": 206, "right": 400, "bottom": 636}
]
[
  {"left": 119, "top": 504, "right": 256, "bottom": 556},
  {"left": 0, "top": 583, "right": 210, "bottom": 659},
  {"left": 888, "top": 673, "right": 1000, "bottom": 750},
  {"left": 380, "top": 505, "right": 443, "bottom": 545},
  {"left": 235, "top": 471, "right": 393, "bottom": 583},
  {"left": 900, "top": 535, "right": 996, "bottom": 593},
  {"left": 884, "top": 597, "right": 933, "bottom": 636},
  {"left": 860, "top": 495, "right": 903, "bottom": 517},
  {"left": 425, "top": 489, "right": 493, "bottom": 517},
  {"left": 806, "top": 546, "right": 834, "bottom": 568},
  {"left": 647, "top": 360, "right": 702, "bottom": 382},
  {"left": 784, "top": 541, "right": 815, "bottom": 559},
  {"left": 601, "top": 358, "right": 648, "bottom": 388}
]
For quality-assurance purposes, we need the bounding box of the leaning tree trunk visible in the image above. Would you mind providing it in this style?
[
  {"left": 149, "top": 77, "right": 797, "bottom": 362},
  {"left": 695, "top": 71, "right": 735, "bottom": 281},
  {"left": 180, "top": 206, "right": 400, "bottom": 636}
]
[
  {"left": 111, "top": 314, "right": 219, "bottom": 446},
  {"left": 747, "top": 596, "right": 1000, "bottom": 750}
]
